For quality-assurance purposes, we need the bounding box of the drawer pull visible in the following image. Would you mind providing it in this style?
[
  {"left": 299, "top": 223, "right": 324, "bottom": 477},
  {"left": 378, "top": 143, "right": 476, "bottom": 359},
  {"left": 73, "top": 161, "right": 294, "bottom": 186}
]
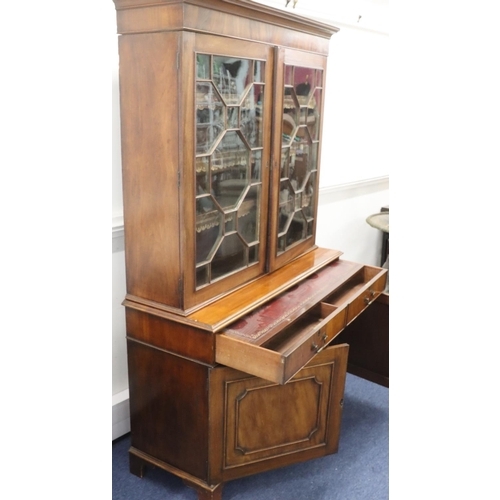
[
  {"left": 364, "top": 289, "right": 376, "bottom": 305},
  {"left": 311, "top": 342, "right": 320, "bottom": 352}
]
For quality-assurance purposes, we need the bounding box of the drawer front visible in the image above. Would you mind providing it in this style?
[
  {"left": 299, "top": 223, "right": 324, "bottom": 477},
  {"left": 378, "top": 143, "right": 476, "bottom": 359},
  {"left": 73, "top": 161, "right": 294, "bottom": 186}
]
[
  {"left": 345, "top": 267, "right": 387, "bottom": 324},
  {"left": 280, "top": 305, "right": 347, "bottom": 383},
  {"left": 216, "top": 262, "right": 387, "bottom": 385},
  {"left": 216, "top": 304, "right": 347, "bottom": 385}
]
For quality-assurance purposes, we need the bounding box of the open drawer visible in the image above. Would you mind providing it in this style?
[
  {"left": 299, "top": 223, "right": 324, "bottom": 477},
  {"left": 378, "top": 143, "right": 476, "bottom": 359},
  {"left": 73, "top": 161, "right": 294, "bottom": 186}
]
[{"left": 216, "top": 259, "right": 387, "bottom": 385}]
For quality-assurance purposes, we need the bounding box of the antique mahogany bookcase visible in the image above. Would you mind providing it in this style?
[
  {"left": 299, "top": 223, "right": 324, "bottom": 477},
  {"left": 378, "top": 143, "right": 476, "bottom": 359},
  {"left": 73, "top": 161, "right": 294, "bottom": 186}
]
[{"left": 112, "top": 1, "right": 387, "bottom": 498}]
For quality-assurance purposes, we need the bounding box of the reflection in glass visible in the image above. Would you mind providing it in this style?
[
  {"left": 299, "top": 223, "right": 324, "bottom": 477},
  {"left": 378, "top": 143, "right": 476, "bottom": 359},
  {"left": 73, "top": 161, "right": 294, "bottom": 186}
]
[
  {"left": 196, "top": 82, "right": 225, "bottom": 155},
  {"left": 212, "top": 233, "right": 246, "bottom": 281},
  {"left": 196, "top": 196, "right": 222, "bottom": 263},
  {"left": 238, "top": 186, "right": 260, "bottom": 244},
  {"left": 213, "top": 56, "right": 252, "bottom": 105},
  {"left": 196, "top": 156, "right": 210, "bottom": 194},
  {"left": 211, "top": 131, "right": 249, "bottom": 210},
  {"left": 241, "top": 84, "right": 264, "bottom": 148},
  {"left": 251, "top": 150, "right": 262, "bottom": 182},
  {"left": 195, "top": 53, "right": 266, "bottom": 288},
  {"left": 308, "top": 88, "right": 322, "bottom": 140},
  {"left": 196, "top": 54, "right": 210, "bottom": 79},
  {"left": 276, "top": 64, "right": 323, "bottom": 256},
  {"left": 227, "top": 106, "right": 239, "bottom": 129}
]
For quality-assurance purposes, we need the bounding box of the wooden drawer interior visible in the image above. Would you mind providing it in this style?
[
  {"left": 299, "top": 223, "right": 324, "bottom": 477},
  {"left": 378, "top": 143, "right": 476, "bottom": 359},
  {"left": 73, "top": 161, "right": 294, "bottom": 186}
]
[
  {"left": 322, "top": 265, "right": 386, "bottom": 325},
  {"left": 216, "top": 302, "right": 346, "bottom": 385},
  {"left": 216, "top": 261, "right": 387, "bottom": 385}
]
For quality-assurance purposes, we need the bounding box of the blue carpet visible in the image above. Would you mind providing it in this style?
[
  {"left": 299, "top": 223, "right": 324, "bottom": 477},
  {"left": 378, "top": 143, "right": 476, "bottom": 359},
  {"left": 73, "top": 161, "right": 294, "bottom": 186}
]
[{"left": 113, "top": 373, "right": 388, "bottom": 500}]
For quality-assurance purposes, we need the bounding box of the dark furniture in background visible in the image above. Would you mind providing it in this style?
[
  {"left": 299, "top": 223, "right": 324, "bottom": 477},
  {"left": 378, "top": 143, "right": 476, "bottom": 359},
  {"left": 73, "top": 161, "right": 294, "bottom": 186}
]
[{"left": 333, "top": 292, "right": 389, "bottom": 387}]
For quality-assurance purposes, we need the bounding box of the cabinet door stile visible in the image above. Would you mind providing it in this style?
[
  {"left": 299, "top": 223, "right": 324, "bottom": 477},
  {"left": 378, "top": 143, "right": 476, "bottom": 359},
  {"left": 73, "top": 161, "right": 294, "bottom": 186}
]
[{"left": 180, "top": 31, "right": 197, "bottom": 311}]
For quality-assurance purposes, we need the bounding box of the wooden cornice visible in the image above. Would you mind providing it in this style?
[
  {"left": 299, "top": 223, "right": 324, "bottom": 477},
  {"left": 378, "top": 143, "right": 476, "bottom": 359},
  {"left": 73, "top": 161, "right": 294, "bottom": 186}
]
[{"left": 112, "top": 0, "right": 339, "bottom": 40}]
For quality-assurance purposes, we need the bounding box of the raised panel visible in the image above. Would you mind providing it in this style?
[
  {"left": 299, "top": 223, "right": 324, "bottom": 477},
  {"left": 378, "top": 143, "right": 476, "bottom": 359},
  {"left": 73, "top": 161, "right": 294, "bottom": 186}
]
[
  {"left": 208, "top": 344, "right": 349, "bottom": 483},
  {"left": 224, "top": 368, "right": 328, "bottom": 467}
]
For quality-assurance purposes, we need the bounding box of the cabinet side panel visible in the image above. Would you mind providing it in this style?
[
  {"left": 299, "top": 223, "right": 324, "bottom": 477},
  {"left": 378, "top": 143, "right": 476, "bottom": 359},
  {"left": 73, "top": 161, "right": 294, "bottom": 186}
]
[
  {"left": 126, "top": 308, "right": 216, "bottom": 365},
  {"left": 127, "top": 340, "right": 210, "bottom": 480},
  {"left": 118, "top": 31, "right": 182, "bottom": 307}
]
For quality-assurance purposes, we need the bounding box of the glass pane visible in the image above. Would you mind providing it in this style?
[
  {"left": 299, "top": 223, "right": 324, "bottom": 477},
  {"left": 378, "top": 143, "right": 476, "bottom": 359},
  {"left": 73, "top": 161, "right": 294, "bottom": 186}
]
[
  {"left": 306, "top": 219, "right": 314, "bottom": 238},
  {"left": 281, "top": 147, "right": 290, "bottom": 179},
  {"left": 294, "top": 73, "right": 311, "bottom": 100},
  {"left": 238, "top": 185, "right": 260, "bottom": 244},
  {"left": 278, "top": 180, "right": 293, "bottom": 234},
  {"left": 195, "top": 53, "right": 265, "bottom": 287},
  {"left": 307, "top": 87, "right": 322, "bottom": 141},
  {"left": 211, "top": 233, "right": 246, "bottom": 280},
  {"left": 196, "top": 156, "right": 210, "bottom": 194},
  {"left": 213, "top": 57, "right": 252, "bottom": 105},
  {"left": 282, "top": 88, "right": 299, "bottom": 146},
  {"left": 196, "top": 197, "right": 222, "bottom": 263},
  {"left": 211, "top": 131, "right": 250, "bottom": 210},
  {"left": 196, "top": 82, "right": 225, "bottom": 154},
  {"left": 276, "top": 64, "right": 323, "bottom": 255},
  {"left": 248, "top": 244, "right": 258, "bottom": 264},
  {"left": 196, "top": 265, "right": 209, "bottom": 288},
  {"left": 251, "top": 150, "right": 262, "bottom": 182},
  {"left": 227, "top": 106, "right": 239, "bottom": 129},
  {"left": 278, "top": 235, "right": 286, "bottom": 253},
  {"left": 241, "top": 84, "right": 264, "bottom": 148},
  {"left": 196, "top": 54, "right": 210, "bottom": 79},
  {"left": 290, "top": 133, "right": 313, "bottom": 192},
  {"left": 225, "top": 212, "right": 236, "bottom": 233},
  {"left": 302, "top": 171, "right": 316, "bottom": 219},
  {"left": 286, "top": 211, "right": 307, "bottom": 247},
  {"left": 299, "top": 107, "right": 308, "bottom": 126},
  {"left": 254, "top": 61, "right": 265, "bottom": 83}
]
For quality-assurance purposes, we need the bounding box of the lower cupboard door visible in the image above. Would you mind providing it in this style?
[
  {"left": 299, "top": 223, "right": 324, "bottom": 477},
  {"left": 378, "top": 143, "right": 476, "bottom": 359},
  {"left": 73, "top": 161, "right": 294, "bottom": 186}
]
[{"left": 208, "top": 344, "right": 349, "bottom": 483}]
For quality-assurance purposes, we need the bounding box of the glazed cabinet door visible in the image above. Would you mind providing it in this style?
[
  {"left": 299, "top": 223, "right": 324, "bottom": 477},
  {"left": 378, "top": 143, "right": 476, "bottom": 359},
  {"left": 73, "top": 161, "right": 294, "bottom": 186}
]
[
  {"left": 268, "top": 48, "right": 328, "bottom": 272},
  {"left": 182, "top": 33, "right": 274, "bottom": 311}
]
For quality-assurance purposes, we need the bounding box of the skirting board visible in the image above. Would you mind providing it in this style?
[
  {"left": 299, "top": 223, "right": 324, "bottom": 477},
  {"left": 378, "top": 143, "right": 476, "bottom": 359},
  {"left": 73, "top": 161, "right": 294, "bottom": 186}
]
[{"left": 112, "top": 389, "right": 130, "bottom": 440}]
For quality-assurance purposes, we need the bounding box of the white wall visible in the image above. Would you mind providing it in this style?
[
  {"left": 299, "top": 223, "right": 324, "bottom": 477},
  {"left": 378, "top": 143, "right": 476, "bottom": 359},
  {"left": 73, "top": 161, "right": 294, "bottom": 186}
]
[{"left": 111, "top": 0, "right": 389, "bottom": 440}]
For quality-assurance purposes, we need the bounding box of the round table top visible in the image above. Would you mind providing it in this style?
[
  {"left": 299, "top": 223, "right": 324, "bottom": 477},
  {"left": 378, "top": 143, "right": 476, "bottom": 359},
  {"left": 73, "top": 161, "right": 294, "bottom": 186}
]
[{"left": 366, "top": 212, "right": 389, "bottom": 233}]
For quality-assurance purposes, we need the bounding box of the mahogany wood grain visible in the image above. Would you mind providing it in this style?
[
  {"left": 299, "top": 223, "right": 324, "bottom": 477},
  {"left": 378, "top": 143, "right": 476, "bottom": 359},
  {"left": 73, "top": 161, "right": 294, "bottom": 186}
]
[
  {"left": 188, "top": 247, "right": 343, "bottom": 328},
  {"left": 126, "top": 308, "right": 215, "bottom": 364},
  {"left": 119, "top": 31, "right": 183, "bottom": 308},
  {"left": 122, "top": 247, "right": 343, "bottom": 326},
  {"left": 130, "top": 446, "right": 224, "bottom": 500},
  {"left": 114, "top": 0, "right": 338, "bottom": 52},
  {"left": 323, "top": 265, "right": 387, "bottom": 325},
  {"left": 208, "top": 344, "right": 349, "bottom": 483},
  {"left": 183, "top": 480, "right": 223, "bottom": 500},
  {"left": 127, "top": 341, "right": 211, "bottom": 479}
]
